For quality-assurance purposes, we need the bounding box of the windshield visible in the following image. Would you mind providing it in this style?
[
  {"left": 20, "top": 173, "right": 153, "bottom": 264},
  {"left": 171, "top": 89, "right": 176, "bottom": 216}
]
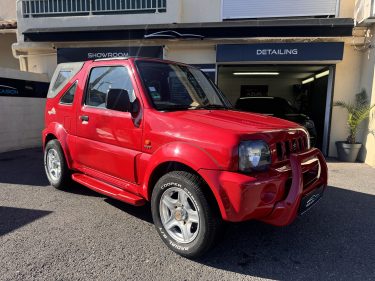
[{"left": 136, "top": 61, "right": 231, "bottom": 111}]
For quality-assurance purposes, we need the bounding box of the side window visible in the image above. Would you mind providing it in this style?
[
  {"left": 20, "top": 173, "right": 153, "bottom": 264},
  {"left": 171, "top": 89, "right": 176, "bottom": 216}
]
[
  {"left": 85, "top": 66, "right": 135, "bottom": 108},
  {"left": 53, "top": 70, "right": 72, "bottom": 91},
  {"left": 59, "top": 82, "right": 77, "bottom": 105}
]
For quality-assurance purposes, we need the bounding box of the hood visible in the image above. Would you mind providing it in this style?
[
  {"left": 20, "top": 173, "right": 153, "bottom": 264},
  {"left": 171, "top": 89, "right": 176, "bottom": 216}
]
[
  {"left": 160, "top": 109, "right": 301, "bottom": 134},
  {"left": 146, "top": 109, "right": 305, "bottom": 170}
]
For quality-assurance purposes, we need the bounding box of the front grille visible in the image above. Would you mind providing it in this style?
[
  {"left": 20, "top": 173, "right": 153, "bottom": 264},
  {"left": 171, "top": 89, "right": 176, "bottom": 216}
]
[{"left": 276, "top": 136, "right": 308, "bottom": 161}]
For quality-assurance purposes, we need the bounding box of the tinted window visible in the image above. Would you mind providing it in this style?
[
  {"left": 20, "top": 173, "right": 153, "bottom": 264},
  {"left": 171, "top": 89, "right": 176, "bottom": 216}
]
[
  {"left": 86, "top": 66, "right": 135, "bottom": 108},
  {"left": 59, "top": 82, "right": 77, "bottom": 104}
]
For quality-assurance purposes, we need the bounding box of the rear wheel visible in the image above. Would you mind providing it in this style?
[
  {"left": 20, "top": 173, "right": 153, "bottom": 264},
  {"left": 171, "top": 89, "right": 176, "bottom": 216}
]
[
  {"left": 44, "top": 139, "right": 71, "bottom": 190},
  {"left": 151, "top": 171, "right": 221, "bottom": 258}
]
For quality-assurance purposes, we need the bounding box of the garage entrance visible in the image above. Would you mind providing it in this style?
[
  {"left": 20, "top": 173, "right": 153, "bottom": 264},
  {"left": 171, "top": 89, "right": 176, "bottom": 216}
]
[{"left": 217, "top": 64, "right": 335, "bottom": 154}]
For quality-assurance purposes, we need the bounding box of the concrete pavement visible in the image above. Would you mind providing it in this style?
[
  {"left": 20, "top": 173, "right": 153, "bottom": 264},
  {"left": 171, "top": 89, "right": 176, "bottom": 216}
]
[{"left": 0, "top": 148, "right": 374, "bottom": 281}]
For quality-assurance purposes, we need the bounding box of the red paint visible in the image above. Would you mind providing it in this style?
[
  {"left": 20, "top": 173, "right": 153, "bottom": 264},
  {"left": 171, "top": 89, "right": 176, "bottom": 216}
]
[{"left": 43, "top": 58, "right": 328, "bottom": 225}]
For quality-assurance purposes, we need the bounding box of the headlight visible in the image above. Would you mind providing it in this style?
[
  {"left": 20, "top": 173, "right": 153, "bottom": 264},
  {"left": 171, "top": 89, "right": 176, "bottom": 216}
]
[{"left": 239, "top": 140, "right": 271, "bottom": 172}]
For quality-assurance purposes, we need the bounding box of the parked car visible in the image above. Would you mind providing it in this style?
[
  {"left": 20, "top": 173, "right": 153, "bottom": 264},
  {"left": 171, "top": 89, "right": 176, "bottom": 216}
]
[
  {"left": 235, "top": 96, "right": 317, "bottom": 147},
  {"left": 43, "top": 58, "right": 328, "bottom": 258}
]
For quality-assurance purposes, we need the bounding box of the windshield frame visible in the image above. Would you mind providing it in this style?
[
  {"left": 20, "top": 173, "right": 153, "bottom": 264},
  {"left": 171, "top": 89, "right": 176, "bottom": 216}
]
[{"left": 135, "top": 59, "right": 232, "bottom": 111}]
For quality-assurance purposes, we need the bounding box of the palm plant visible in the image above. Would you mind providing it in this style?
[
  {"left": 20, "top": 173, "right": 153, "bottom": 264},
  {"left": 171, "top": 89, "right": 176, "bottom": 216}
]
[{"left": 334, "top": 89, "right": 375, "bottom": 144}]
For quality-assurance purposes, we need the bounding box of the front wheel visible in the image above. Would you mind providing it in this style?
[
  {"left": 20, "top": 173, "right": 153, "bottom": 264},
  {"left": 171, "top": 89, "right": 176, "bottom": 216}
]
[{"left": 151, "top": 171, "right": 221, "bottom": 258}]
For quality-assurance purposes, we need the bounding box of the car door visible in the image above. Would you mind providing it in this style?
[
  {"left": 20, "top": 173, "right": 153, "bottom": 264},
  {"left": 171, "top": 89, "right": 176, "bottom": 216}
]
[{"left": 74, "top": 63, "right": 142, "bottom": 186}]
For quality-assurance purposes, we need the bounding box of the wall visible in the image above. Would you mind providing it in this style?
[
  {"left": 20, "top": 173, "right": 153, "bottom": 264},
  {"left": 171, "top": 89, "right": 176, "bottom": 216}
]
[
  {"left": 0, "top": 97, "right": 46, "bottom": 153},
  {"left": 218, "top": 75, "right": 299, "bottom": 105},
  {"left": 330, "top": 43, "right": 363, "bottom": 157},
  {"left": 358, "top": 25, "right": 375, "bottom": 166},
  {"left": 16, "top": 0, "right": 182, "bottom": 42},
  {"left": 0, "top": 68, "right": 49, "bottom": 153},
  {"left": 24, "top": 54, "right": 57, "bottom": 79},
  {"left": 163, "top": 44, "right": 216, "bottom": 65},
  {"left": 181, "top": 0, "right": 221, "bottom": 22},
  {"left": 0, "top": 33, "right": 19, "bottom": 69},
  {"left": 339, "top": 0, "right": 355, "bottom": 18},
  {"left": 0, "top": 0, "right": 16, "bottom": 19}
]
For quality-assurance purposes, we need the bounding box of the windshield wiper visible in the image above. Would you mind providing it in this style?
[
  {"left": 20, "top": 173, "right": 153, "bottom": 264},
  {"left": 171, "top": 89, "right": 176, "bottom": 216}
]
[
  {"left": 157, "top": 105, "right": 192, "bottom": 111},
  {"left": 158, "top": 104, "right": 231, "bottom": 111},
  {"left": 193, "top": 104, "right": 229, "bottom": 110}
]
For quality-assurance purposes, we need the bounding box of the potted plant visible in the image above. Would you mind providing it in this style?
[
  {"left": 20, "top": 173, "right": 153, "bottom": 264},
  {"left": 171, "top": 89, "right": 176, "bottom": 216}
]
[{"left": 334, "top": 89, "right": 375, "bottom": 162}]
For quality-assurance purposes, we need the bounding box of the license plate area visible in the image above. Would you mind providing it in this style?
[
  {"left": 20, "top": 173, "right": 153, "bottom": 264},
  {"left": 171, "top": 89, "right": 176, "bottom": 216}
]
[{"left": 299, "top": 185, "right": 324, "bottom": 215}]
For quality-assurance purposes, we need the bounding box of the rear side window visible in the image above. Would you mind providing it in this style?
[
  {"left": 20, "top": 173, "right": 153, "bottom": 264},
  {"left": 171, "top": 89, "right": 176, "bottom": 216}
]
[
  {"left": 85, "top": 66, "right": 135, "bottom": 108},
  {"left": 47, "top": 62, "right": 84, "bottom": 98},
  {"left": 59, "top": 82, "right": 77, "bottom": 105},
  {"left": 53, "top": 71, "right": 72, "bottom": 91}
]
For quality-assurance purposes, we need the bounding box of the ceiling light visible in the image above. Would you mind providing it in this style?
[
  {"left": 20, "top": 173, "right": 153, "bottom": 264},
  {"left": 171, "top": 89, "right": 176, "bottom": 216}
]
[
  {"left": 302, "top": 77, "right": 315, "bottom": 84},
  {"left": 233, "top": 72, "right": 280, "bottom": 76},
  {"left": 315, "top": 70, "right": 330, "bottom": 79}
]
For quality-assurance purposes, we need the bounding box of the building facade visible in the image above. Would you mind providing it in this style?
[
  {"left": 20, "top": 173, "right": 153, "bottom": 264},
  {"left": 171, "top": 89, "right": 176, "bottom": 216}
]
[
  {"left": 0, "top": 0, "right": 18, "bottom": 69},
  {"left": 9, "top": 0, "right": 375, "bottom": 166},
  {"left": 0, "top": 0, "right": 49, "bottom": 153}
]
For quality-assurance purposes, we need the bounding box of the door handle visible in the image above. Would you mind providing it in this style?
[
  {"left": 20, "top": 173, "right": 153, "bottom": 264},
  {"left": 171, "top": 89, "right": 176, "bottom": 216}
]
[{"left": 80, "top": 115, "right": 89, "bottom": 122}]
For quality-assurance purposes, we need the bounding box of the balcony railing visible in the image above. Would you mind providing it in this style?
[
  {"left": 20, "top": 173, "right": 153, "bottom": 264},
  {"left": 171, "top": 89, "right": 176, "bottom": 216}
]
[{"left": 22, "top": 0, "right": 167, "bottom": 18}]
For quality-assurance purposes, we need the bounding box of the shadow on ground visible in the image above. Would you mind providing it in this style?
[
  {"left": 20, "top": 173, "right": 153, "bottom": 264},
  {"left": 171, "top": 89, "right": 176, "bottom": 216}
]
[
  {"left": 0, "top": 148, "right": 103, "bottom": 198},
  {"left": 104, "top": 198, "right": 153, "bottom": 224},
  {"left": 196, "top": 186, "right": 375, "bottom": 280},
  {"left": 0, "top": 206, "right": 52, "bottom": 236},
  {"left": 0, "top": 148, "right": 49, "bottom": 186}
]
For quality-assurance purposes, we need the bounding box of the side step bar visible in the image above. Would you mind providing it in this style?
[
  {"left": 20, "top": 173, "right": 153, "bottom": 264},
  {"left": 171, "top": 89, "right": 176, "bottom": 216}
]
[{"left": 72, "top": 173, "right": 146, "bottom": 206}]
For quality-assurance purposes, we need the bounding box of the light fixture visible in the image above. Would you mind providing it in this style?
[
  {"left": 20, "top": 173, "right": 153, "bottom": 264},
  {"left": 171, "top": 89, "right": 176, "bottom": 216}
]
[
  {"left": 302, "top": 77, "right": 315, "bottom": 84},
  {"left": 233, "top": 72, "right": 280, "bottom": 76},
  {"left": 315, "top": 70, "right": 330, "bottom": 79}
]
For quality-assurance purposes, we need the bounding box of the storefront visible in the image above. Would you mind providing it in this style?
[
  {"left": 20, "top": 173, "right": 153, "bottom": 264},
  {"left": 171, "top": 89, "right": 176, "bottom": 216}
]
[
  {"left": 14, "top": 15, "right": 365, "bottom": 160},
  {"left": 54, "top": 41, "right": 346, "bottom": 155},
  {"left": 215, "top": 42, "right": 344, "bottom": 155}
]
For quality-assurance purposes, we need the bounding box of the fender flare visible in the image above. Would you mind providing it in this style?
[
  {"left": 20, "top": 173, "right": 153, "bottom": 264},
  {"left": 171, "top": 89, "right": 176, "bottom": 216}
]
[
  {"left": 140, "top": 142, "right": 221, "bottom": 200},
  {"left": 43, "top": 122, "right": 73, "bottom": 169}
]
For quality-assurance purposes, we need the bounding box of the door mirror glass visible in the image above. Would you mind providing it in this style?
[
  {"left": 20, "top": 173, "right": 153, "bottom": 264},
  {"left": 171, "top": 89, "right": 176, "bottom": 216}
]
[{"left": 106, "top": 89, "right": 131, "bottom": 112}]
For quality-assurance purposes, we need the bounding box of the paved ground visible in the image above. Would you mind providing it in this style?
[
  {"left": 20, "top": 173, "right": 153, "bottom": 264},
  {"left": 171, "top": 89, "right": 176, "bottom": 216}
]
[{"left": 0, "top": 148, "right": 374, "bottom": 281}]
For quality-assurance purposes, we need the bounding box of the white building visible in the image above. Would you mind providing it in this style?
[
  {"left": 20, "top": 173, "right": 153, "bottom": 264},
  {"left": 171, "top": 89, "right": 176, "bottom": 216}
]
[{"left": 2, "top": 0, "right": 375, "bottom": 166}]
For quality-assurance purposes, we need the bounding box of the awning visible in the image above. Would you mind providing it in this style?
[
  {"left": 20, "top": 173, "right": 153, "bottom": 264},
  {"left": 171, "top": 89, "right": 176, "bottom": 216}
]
[{"left": 23, "top": 18, "right": 354, "bottom": 42}]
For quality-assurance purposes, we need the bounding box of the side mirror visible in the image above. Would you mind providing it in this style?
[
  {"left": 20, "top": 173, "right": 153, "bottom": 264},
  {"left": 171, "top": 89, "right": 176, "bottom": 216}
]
[{"left": 106, "top": 89, "right": 131, "bottom": 112}]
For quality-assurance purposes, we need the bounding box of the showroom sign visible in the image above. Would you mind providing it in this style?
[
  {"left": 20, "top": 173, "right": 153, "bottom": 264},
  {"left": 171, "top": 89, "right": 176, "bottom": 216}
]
[
  {"left": 216, "top": 42, "right": 344, "bottom": 62},
  {"left": 57, "top": 46, "right": 163, "bottom": 63}
]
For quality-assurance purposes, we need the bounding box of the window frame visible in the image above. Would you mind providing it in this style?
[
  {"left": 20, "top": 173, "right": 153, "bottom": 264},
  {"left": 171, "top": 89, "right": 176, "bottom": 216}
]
[
  {"left": 83, "top": 65, "right": 134, "bottom": 111},
  {"left": 59, "top": 80, "right": 78, "bottom": 105}
]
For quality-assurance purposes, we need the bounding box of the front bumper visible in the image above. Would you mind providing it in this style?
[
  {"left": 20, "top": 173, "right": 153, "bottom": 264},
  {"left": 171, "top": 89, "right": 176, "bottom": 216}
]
[{"left": 199, "top": 148, "right": 328, "bottom": 225}]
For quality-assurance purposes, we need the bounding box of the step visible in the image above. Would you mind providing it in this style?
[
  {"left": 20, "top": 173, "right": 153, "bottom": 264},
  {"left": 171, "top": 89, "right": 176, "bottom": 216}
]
[{"left": 72, "top": 173, "right": 146, "bottom": 206}]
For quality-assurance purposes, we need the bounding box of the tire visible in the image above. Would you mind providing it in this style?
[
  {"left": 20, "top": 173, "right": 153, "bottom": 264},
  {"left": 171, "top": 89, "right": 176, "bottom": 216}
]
[
  {"left": 44, "top": 139, "right": 71, "bottom": 190},
  {"left": 151, "top": 171, "right": 222, "bottom": 258}
]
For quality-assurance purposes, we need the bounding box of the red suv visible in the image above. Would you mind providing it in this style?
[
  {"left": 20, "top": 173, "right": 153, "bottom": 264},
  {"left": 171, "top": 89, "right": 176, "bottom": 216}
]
[{"left": 43, "top": 58, "right": 328, "bottom": 258}]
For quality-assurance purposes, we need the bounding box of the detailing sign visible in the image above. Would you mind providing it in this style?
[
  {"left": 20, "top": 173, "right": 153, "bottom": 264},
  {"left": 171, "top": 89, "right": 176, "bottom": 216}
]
[{"left": 217, "top": 42, "right": 344, "bottom": 62}]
